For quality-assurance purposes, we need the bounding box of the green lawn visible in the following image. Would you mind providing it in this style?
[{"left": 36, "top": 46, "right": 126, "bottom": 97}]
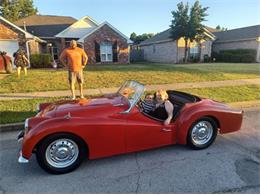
[
  {"left": 1, "top": 84, "right": 259, "bottom": 124},
  {"left": 0, "top": 63, "right": 259, "bottom": 93}
]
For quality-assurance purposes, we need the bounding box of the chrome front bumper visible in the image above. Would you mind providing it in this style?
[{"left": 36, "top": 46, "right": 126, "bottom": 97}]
[{"left": 17, "top": 130, "right": 29, "bottom": 163}]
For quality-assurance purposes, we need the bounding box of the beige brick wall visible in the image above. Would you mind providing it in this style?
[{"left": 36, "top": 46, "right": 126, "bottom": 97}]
[
  {"left": 212, "top": 39, "right": 258, "bottom": 53},
  {"left": 142, "top": 41, "right": 178, "bottom": 63},
  {"left": 141, "top": 39, "right": 213, "bottom": 63},
  {"left": 200, "top": 40, "right": 212, "bottom": 61}
]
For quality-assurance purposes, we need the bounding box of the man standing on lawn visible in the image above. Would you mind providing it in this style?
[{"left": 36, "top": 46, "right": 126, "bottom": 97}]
[{"left": 60, "top": 40, "right": 88, "bottom": 99}]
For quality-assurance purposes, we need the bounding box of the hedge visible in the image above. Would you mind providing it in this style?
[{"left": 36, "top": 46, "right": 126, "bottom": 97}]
[
  {"left": 212, "top": 49, "right": 256, "bottom": 63},
  {"left": 30, "top": 54, "right": 52, "bottom": 68}
]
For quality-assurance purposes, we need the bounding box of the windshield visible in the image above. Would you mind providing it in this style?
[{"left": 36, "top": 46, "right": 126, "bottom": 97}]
[{"left": 117, "top": 80, "right": 145, "bottom": 113}]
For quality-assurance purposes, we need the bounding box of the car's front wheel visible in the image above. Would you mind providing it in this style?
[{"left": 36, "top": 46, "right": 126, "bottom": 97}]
[
  {"left": 187, "top": 117, "right": 218, "bottom": 149},
  {"left": 36, "top": 133, "right": 86, "bottom": 174}
]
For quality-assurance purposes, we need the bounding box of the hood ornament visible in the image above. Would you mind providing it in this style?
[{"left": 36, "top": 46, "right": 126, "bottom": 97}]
[{"left": 64, "top": 112, "right": 71, "bottom": 119}]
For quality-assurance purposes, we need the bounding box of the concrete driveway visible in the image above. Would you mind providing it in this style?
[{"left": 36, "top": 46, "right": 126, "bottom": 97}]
[{"left": 0, "top": 108, "right": 259, "bottom": 193}]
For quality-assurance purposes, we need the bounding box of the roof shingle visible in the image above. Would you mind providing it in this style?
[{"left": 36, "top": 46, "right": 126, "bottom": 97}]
[
  {"left": 14, "top": 15, "right": 77, "bottom": 37},
  {"left": 213, "top": 25, "right": 260, "bottom": 43},
  {"left": 140, "top": 26, "right": 218, "bottom": 46}
]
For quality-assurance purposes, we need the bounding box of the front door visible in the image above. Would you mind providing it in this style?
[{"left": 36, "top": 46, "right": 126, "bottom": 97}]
[{"left": 125, "top": 111, "right": 174, "bottom": 153}]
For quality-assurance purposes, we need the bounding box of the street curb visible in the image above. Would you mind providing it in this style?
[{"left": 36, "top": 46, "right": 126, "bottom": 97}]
[{"left": 0, "top": 122, "right": 24, "bottom": 133}]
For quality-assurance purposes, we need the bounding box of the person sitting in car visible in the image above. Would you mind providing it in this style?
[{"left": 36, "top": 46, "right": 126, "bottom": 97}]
[
  {"left": 150, "top": 90, "right": 174, "bottom": 126},
  {"left": 140, "top": 93, "right": 155, "bottom": 114}
]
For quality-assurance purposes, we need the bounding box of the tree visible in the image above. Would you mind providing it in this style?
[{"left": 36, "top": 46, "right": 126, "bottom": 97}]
[
  {"left": 130, "top": 32, "right": 137, "bottom": 42},
  {"left": 130, "top": 32, "right": 155, "bottom": 44},
  {"left": 170, "top": 2, "right": 190, "bottom": 62},
  {"left": 216, "top": 25, "right": 227, "bottom": 31},
  {"left": 189, "top": 0, "right": 208, "bottom": 61},
  {"left": 170, "top": 0, "right": 208, "bottom": 62},
  {"left": 0, "top": 0, "right": 38, "bottom": 22}
]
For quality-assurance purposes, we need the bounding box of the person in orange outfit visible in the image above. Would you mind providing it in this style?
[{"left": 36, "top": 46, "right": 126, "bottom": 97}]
[{"left": 60, "top": 40, "right": 88, "bottom": 99}]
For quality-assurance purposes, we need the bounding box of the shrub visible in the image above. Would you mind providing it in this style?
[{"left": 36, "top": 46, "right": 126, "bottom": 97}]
[
  {"left": 30, "top": 54, "right": 52, "bottom": 68},
  {"left": 230, "top": 54, "right": 241, "bottom": 63},
  {"left": 203, "top": 54, "right": 211, "bottom": 62},
  {"left": 241, "top": 54, "right": 256, "bottom": 63},
  {"left": 214, "top": 49, "right": 256, "bottom": 63}
]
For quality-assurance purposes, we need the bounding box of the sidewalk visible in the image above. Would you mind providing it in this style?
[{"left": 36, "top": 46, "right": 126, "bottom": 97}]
[{"left": 1, "top": 78, "right": 260, "bottom": 100}]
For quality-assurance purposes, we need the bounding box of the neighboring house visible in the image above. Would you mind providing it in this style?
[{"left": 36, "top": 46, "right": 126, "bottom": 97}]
[
  {"left": 56, "top": 16, "right": 132, "bottom": 64},
  {"left": 0, "top": 16, "right": 45, "bottom": 70},
  {"left": 212, "top": 25, "right": 260, "bottom": 62},
  {"left": 14, "top": 15, "right": 77, "bottom": 61},
  {"left": 139, "top": 27, "right": 216, "bottom": 63}
]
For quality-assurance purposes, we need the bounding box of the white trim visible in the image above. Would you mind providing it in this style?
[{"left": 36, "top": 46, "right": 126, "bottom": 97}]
[
  {"left": 55, "top": 16, "right": 99, "bottom": 38},
  {"left": 204, "top": 27, "right": 216, "bottom": 40},
  {"left": 78, "top": 21, "right": 132, "bottom": 44}
]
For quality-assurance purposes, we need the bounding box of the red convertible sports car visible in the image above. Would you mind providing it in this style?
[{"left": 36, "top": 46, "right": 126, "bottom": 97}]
[{"left": 18, "top": 80, "right": 243, "bottom": 174}]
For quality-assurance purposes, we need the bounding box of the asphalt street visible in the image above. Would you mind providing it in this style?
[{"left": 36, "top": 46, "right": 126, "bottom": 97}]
[{"left": 0, "top": 108, "right": 259, "bottom": 193}]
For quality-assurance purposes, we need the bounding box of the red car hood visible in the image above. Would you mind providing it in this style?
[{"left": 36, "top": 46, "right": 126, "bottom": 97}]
[{"left": 40, "top": 96, "right": 128, "bottom": 118}]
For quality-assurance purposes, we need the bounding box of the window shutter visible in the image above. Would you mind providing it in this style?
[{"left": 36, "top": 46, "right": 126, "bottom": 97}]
[
  {"left": 95, "top": 41, "right": 100, "bottom": 63},
  {"left": 112, "top": 41, "right": 118, "bottom": 62}
]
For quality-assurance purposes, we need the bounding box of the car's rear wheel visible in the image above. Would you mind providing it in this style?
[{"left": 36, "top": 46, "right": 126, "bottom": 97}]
[
  {"left": 36, "top": 133, "right": 86, "bottom": 174},
  {"left": 187, "top": 117, "right": 218, "bottom": 149}
]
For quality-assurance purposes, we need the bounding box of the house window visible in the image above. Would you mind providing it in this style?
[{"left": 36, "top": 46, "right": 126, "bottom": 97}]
[
  {"left": 100, "top": 42, "right": 113, "bottom": 62},
  {"left": 190, "top": 43, "right": 200, "bottom": 59}
]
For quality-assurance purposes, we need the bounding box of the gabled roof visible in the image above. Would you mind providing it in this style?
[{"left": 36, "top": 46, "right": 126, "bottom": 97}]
[
  {"left": 77, "top": 21, "right": 132, "bottom": 44},
  {"left": 0, "top": 16, "right": 45, "bottom": 42},
  {"left": 213, "top": 25, "right": 260, "bottom": 43},
  {"left": 14, "top": 15, "right": 77, "bottom": 38},
  {"left": 55, "top": 16, "right": 99, "bottom": 38},
  {"left": 140, "top": 26, "right": 217, "bottom": 46}
]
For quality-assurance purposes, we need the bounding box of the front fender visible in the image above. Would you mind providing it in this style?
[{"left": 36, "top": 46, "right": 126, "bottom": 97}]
[{"left": 21, "top": 117, "right": 91, "bottom": 160}]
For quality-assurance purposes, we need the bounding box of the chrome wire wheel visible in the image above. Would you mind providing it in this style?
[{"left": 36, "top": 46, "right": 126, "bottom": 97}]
[
  {"left": 191, "top": 121, "right": 213, "bottom": 146},
  {"left": 45, "top": 139, "right": 79, "bottom": 168}
]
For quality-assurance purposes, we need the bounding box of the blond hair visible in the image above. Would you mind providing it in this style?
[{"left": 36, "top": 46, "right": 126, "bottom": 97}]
[{"left": 156, "top": 90, "right": 168, "bottom": 101}]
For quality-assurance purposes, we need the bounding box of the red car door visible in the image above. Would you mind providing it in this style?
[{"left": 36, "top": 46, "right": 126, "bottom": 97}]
[{"left": 125, "top": 107, "right": 175, "bottom": 153}]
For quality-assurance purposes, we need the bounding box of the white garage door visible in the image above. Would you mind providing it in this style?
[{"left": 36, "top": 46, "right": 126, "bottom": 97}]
[{"left": 0, "top": 40, "right": 19, "bottom": 67}]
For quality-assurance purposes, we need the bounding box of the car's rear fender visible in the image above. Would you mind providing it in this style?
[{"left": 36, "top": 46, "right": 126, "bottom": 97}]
[{"left": 175, "top": 103, "right": 242, "bottom": 145}]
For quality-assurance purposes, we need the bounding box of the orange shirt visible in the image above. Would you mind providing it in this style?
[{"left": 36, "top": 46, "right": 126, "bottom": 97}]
[{"left": 60, "top": 47, "right": 88, "bottom": 72}]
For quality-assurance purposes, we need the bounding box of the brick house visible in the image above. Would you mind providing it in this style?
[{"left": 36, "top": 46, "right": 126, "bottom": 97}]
[
  {"left": 14, "top": 15, "right": 77, "bottom": 61},
  {"left": 56, "top": 16, "right": 132, "bottom": 64},
  {"left": 212, "top": 25, "right": 260, "bottom": 62},
  {"left": 0, "top": 16, "right": 45, "bottom": 69},
  {"left": 139, "top": 27, "right": 217, "bottom": 63},
  {"left": 14, "top": 15, "right": 132, "bottom": 64}
]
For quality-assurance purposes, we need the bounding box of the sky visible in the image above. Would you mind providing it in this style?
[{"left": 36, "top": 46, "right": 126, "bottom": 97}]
[{"left": 34, "top": 0, "right": 260, "bottom": 37}]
